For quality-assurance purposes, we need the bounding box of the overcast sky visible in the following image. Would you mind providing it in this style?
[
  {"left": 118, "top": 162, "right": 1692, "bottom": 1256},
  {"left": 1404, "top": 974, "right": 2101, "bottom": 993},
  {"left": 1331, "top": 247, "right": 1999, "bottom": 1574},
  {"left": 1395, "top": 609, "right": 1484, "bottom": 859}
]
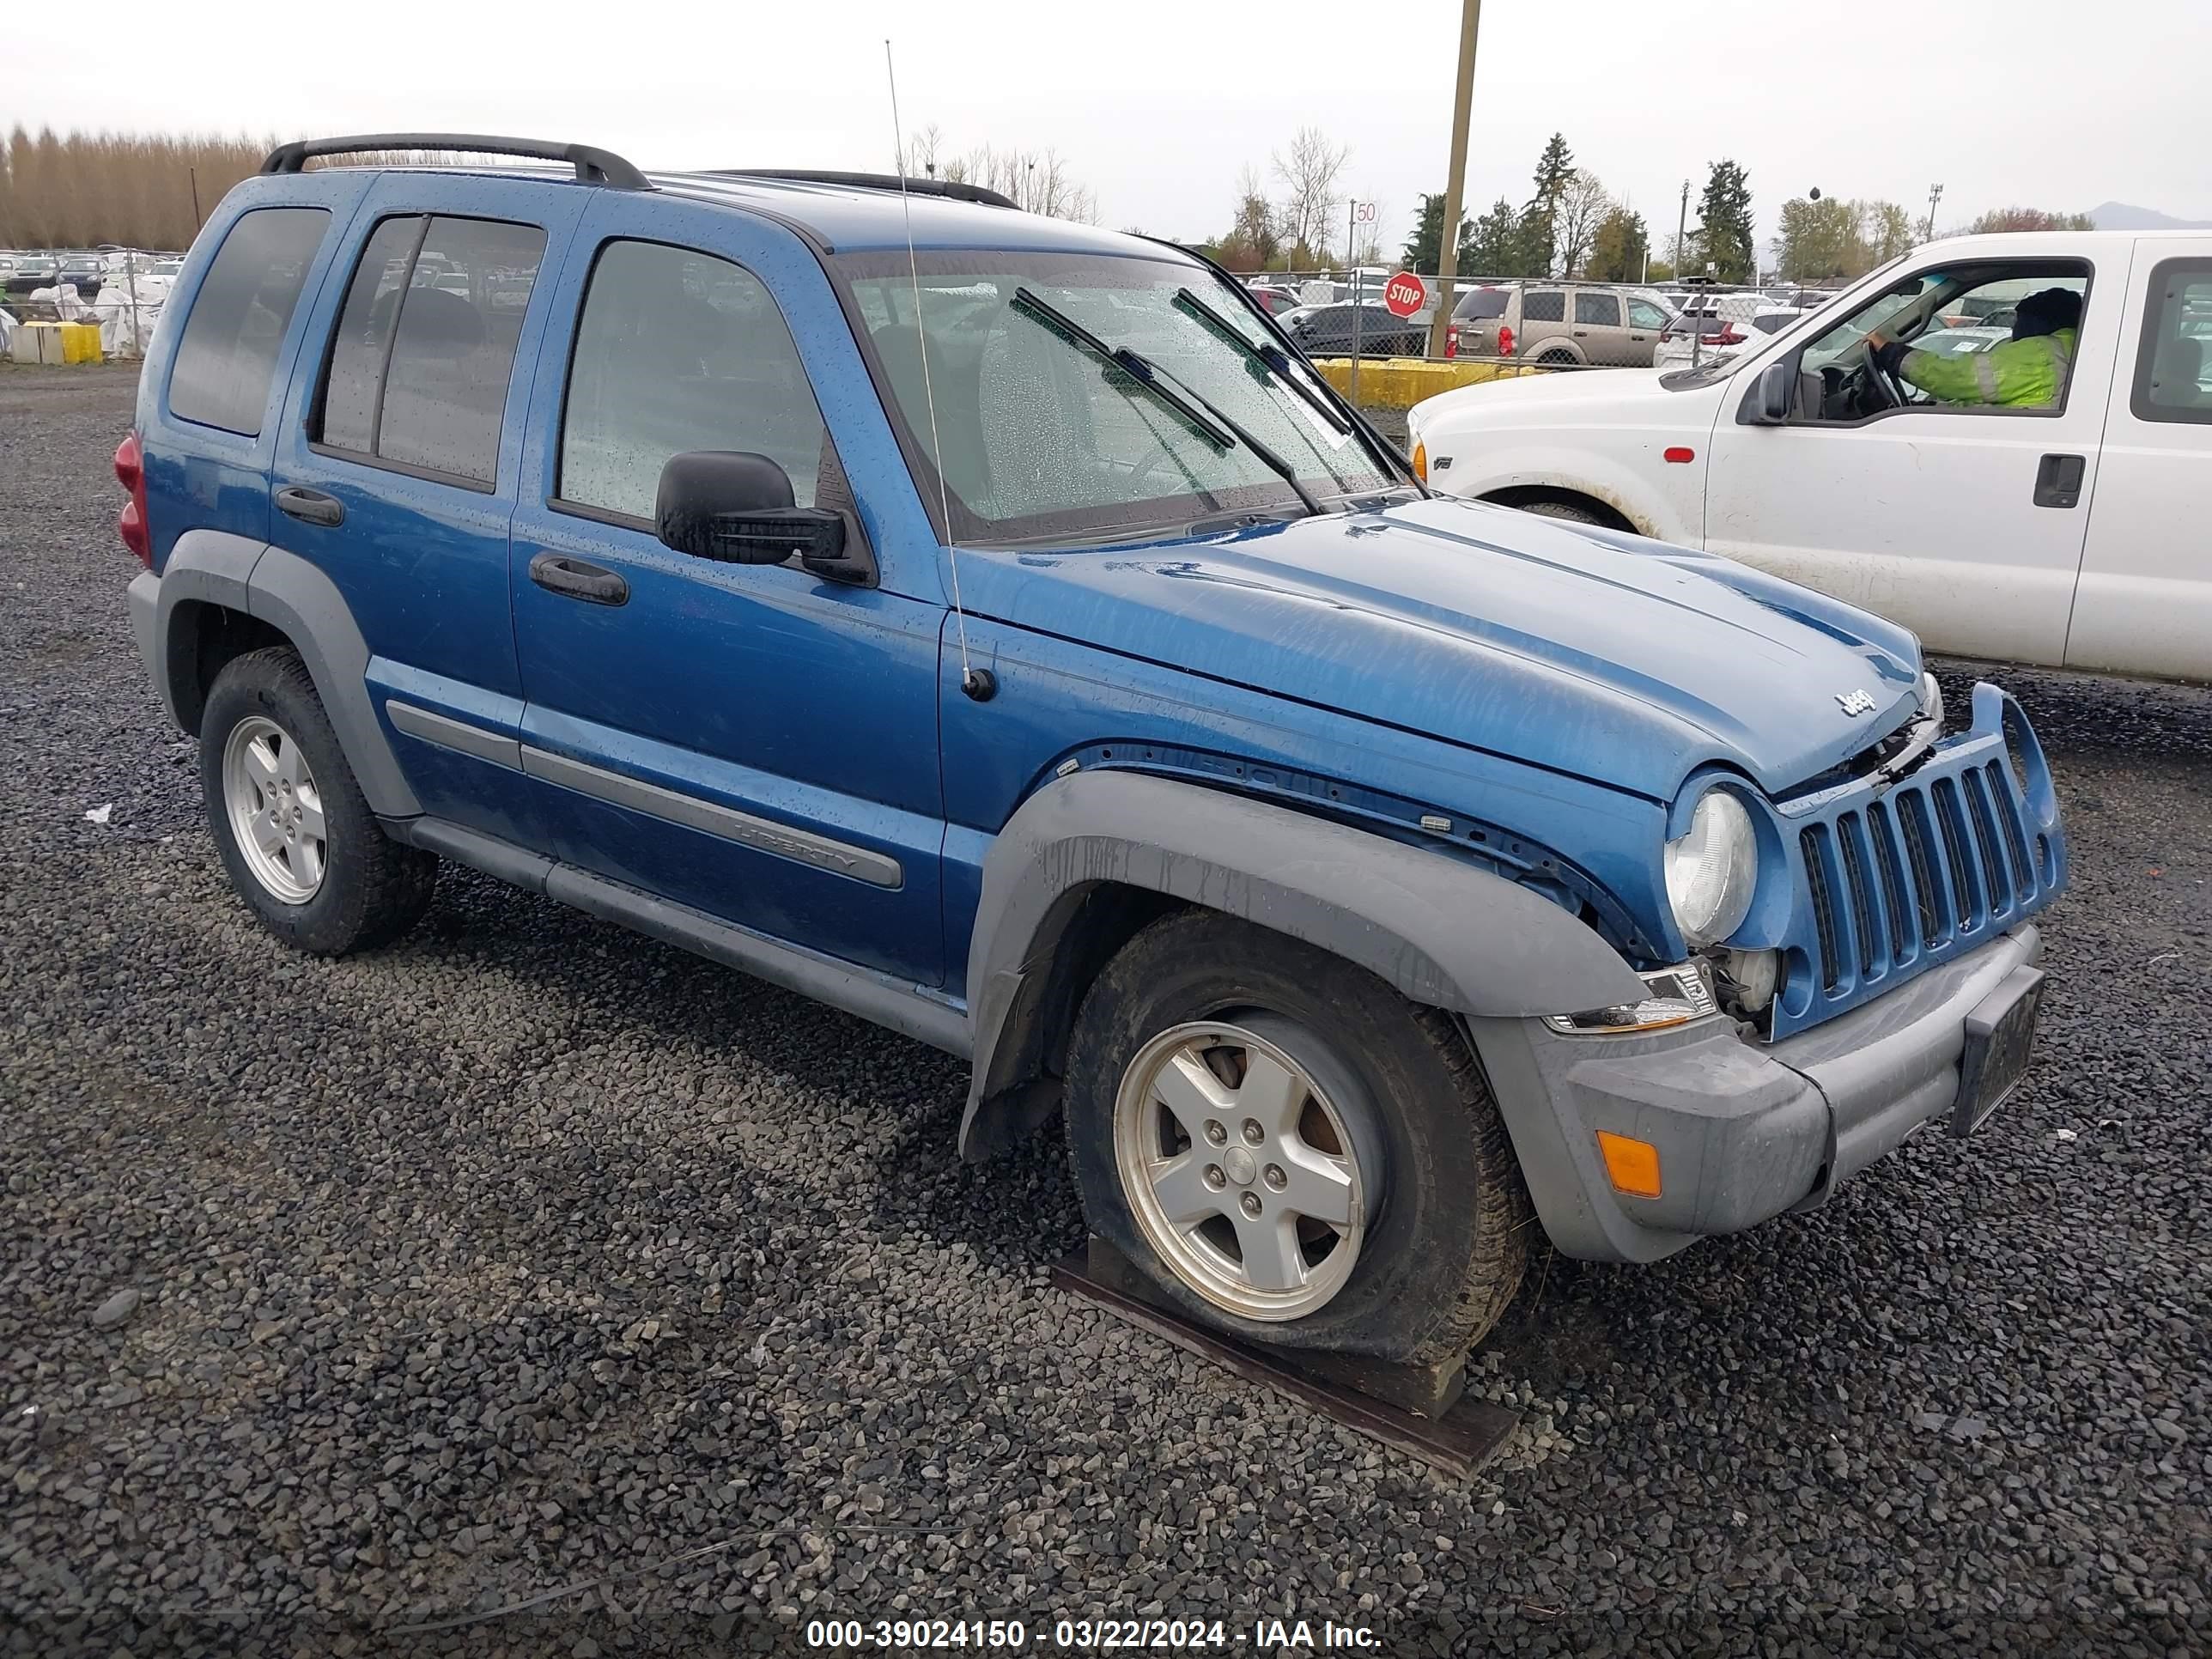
[{"left": 12, "top": 0, "right": 2207, "bottom": 258}]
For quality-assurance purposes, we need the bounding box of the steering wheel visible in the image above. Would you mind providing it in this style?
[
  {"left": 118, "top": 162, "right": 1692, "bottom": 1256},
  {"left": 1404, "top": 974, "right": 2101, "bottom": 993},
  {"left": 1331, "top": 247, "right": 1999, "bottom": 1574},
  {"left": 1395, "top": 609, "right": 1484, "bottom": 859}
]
[{"left": 1859, "top": 339, "right": 1905, "bottom": 410}]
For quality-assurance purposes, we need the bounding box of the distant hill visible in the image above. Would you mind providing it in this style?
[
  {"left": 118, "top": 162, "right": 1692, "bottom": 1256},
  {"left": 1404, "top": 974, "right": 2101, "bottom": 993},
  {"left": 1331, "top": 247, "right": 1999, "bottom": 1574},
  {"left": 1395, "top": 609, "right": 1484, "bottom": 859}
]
[{"left": 2087, "top": 201, "right": 2212, "bottom": 232}]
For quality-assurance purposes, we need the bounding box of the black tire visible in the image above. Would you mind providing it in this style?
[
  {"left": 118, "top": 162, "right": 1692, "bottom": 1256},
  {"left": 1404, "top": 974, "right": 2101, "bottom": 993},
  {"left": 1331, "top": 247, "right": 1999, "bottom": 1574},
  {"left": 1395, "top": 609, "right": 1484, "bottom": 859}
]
[
  {"left": 1519, "top": 499, "right": 1601, "bottom": 526},
  {"left": 199, "top": 646, "right": 435, "bottom": 955},
  {"left": 1063, "top": 908, "right": 1531, "bottom": 1364}
]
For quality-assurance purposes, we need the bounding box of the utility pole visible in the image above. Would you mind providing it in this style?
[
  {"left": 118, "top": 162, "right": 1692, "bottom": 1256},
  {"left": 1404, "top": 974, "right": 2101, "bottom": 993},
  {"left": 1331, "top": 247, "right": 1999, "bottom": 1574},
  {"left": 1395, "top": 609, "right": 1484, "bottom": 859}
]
[
  {"left": 1674, "top": 179, "right": 1689, "bottom": 281},
  {"left": 189, "top": 167, "right": 203, "bottom": 232},
  {"left": 1425, "top": 0, "right": 1482, "bottom": 359},
  {"left": 1924, "top": 182, "right": 1944, "bottom": 243}
]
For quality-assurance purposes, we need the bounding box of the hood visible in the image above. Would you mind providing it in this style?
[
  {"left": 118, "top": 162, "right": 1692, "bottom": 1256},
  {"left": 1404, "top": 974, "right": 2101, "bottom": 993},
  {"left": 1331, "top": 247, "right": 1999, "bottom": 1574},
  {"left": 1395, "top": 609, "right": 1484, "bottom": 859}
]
[
  {"left": 962, "top": 497, "right": 1923, "bottom": 802},
  {"left": 1411, "top": 364, "right": 1710, "bottom": 430}
]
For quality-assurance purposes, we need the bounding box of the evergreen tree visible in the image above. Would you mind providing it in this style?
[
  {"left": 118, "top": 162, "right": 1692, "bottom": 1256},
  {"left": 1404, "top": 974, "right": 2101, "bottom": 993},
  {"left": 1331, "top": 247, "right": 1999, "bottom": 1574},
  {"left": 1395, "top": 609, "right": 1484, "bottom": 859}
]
[
  {"left": 1521, "top": 133, "right": 1577, "bottom": 276},
  {"left": 1401, "top": 192, "right": 1474, "bottom": 273},
  {"left": 1464, "top": 198, "right": 1523, "bottom": 276},
  {"left": 1586, "top": 207, "right": 1650, "bottom": 282},
  {"left": 1698, "top": 159, "right": 1756, "bottom": 283}
]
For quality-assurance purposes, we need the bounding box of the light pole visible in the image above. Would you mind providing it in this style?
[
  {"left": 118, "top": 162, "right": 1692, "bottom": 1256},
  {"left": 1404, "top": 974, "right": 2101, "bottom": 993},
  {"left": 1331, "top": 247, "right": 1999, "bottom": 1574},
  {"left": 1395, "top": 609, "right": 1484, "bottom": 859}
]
[
  {"left": 1425, "top": 0, "right": 1482, "bottom": 360},
  {"left": 1924, "top": 182, "right": 1944, "bottom": 242},
  {"left": 1674, "top": 179, "right": 1689, "bottom": 282}
]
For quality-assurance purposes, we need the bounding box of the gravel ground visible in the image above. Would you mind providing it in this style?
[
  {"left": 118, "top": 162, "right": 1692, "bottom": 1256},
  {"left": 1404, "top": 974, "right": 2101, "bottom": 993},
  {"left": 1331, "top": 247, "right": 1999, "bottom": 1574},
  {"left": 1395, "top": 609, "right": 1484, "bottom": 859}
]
[{"left": 2, "top": 364, "right": 2207, "bottom": 1658}]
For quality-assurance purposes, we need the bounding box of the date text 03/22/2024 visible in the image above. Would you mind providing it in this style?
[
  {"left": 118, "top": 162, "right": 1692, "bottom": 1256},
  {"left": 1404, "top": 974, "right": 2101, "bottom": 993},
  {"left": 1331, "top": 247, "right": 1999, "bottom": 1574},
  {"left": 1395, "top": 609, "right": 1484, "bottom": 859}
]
[{"left": 803, "top": 1616, "right": 1384, "bottom": 1650}]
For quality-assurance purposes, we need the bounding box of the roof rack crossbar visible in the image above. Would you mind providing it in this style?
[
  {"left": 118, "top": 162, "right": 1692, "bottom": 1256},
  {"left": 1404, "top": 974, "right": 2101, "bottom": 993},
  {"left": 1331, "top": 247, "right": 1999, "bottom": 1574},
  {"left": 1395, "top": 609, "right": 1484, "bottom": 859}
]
[
  {"left": 711, "top": 170, "right": 1018, "bottom": 211},
  {"left": 261, "top": 135, "right": 650, "bottom": 191}
]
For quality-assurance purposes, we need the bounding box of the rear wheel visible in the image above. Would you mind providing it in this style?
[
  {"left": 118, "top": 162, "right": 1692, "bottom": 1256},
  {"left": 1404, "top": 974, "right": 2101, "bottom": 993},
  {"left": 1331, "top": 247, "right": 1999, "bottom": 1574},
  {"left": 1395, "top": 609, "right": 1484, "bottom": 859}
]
[
  {"left": 1535, "top": 347, "right": 1579, "bottom": 366},
  {"left": 200, "top": 647, "right": 435, "bottom": 954},
  {"left": 1064, "top": 909, "right": 1531, "bottom": 1363}
]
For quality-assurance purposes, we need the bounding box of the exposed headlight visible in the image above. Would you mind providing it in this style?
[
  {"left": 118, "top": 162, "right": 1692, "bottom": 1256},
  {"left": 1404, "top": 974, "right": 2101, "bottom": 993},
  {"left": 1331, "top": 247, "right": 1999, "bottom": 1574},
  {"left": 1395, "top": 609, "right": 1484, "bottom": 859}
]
[
  {"left": 1921, "top": 671, "right": 1944, "bottom": 727},
  {"left": 1663, "top": 789, "right": 1757, "bottom": 948}
]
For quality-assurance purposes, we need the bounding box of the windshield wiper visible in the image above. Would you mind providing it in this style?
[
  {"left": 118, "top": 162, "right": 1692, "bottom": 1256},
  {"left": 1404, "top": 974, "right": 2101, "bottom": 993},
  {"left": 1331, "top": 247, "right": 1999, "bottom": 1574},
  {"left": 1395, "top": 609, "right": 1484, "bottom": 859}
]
[
  {"left": 1010, "top": 286, "right": 1322, "bottom": 516},
  {"left": 1171, "top": 287, "right": 1352, "bottom": 435},
  {"left": 1009, "top": 287, "right": 1233, "bottom": 450},
  {"left": 1138, "top": 357, "right": 1327, "bottom": 517}
]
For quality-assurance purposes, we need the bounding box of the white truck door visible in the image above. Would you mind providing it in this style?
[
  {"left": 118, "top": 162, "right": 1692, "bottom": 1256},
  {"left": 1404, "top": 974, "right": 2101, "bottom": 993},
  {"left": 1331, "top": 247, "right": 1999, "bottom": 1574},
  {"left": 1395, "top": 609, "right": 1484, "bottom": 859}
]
[
  {"left": 2066, "top": 239, "right": 2212, "bottom": 680},
  {"left": 1701, "top": 255, "right": 2118, "bottom": 668}
]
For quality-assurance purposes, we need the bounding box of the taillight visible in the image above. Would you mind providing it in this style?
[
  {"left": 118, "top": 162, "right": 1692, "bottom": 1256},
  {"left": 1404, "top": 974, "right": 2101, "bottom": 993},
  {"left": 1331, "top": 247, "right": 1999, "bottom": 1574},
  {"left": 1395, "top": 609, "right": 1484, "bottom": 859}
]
[
  {"left": 115, "top": 432, "right": 151, "bottom": 567},
  {"left": 1498, "top": 325, "right": 1515, "bottom": 357},
  {"left": 1700, "top": 326, "right": 1745, "bottom": 347}
]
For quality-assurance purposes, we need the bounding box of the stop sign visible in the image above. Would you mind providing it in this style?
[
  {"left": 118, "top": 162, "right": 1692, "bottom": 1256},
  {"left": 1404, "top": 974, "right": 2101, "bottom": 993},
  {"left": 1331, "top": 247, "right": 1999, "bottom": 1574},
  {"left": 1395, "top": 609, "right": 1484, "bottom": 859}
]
[{"left": 1382, "top": 271, "right": 1427, "bottom": 319}]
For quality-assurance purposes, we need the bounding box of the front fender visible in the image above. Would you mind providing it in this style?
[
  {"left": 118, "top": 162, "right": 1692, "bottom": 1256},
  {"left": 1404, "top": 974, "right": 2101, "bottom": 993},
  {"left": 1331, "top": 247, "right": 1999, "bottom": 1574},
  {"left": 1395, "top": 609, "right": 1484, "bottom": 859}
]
[{"left": 957, "top": 769, "right": 1649, "bottom": 1159}]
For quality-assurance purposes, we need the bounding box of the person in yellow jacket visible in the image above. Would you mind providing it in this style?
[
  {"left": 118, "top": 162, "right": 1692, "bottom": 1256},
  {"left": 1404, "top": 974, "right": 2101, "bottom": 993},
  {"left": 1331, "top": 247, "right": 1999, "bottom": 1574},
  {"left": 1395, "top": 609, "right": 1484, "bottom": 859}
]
[{"left": 1865, "top": 287, "right": 2081, "bottom": 408}]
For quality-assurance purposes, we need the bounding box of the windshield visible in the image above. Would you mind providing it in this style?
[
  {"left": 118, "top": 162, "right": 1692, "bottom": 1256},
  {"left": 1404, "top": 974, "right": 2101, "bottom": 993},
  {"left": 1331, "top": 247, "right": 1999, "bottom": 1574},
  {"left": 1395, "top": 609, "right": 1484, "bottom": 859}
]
[{"left": 834, "top": 250, "right": 1389, "bottom": 544}]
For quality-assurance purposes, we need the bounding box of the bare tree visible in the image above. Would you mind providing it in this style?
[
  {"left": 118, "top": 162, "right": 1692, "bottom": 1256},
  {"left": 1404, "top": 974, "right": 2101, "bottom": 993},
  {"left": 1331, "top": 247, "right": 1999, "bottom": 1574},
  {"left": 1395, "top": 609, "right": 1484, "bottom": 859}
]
[
  {"left": 1554, "top": 171, "right": 1613, "bottom": 277},
  {"left": 907, "top": 124, "right": 947, "bottom": 179},
  {"left": 921, "top": 139, "right": 1097, "bottom": 222},
  {"left": 1218, "top": 163, "right": 1280, "bottom": 270},
  {"left": 1272, "top": 126, "right": 1349, "bottom": 264}
]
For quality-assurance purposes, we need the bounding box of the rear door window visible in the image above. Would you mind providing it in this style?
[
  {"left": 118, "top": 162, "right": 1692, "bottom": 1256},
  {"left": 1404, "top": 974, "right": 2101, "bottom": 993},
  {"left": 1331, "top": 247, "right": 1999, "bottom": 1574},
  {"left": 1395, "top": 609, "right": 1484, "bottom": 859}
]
[
  {"left": 1575, "top": 291, "right": 1621, "bottom": 326},
  {"left": 1522, "top": 289, "right": 1565, "bottom": 324},
  {"left": 558, "top": 240, "right": 830, "bottom": 520},
  {"left": 313, "top": 214, "right": 546, "bottom": 487},
  {"left": 2130, "top": 258, "right": 2212, "bottom": 422},
  {"left": 168, "top": 207, "right": 330, "bottom": 436}
]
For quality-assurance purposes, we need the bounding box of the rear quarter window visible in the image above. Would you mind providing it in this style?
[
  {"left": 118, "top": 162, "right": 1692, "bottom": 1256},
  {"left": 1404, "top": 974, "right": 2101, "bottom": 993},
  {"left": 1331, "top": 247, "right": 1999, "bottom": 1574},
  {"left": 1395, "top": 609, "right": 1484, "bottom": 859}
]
[
  {"left": 1521, "top": 289, "right": 1565, "bottom": 324},
  {"left": 167, "top": 207, "right": 330, "bottom": 437}
]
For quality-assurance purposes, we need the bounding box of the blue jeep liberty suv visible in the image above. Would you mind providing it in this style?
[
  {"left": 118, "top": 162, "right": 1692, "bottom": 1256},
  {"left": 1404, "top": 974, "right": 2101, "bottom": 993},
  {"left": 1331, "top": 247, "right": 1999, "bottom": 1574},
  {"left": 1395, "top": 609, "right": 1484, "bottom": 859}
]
[{"left": 118, "top": 135, "right": 2066, "bottom": 1364}]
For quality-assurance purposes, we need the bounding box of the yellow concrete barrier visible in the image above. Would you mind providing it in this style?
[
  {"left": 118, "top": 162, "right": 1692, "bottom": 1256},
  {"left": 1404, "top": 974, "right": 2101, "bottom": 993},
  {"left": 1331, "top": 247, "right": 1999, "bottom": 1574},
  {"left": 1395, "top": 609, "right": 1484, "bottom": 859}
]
[
  {"left": 8, "top": 321, "right": 104, "bottom": 365},
  {"left": 1309, "top": 356, "right": 1547, "bottom": 408}
]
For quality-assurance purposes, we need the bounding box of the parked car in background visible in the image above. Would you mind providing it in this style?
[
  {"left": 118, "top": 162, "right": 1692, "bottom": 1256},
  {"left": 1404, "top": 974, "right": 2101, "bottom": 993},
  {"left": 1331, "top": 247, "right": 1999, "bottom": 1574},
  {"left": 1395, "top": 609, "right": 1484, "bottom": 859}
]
[
  {"left": 1279, "top": 300, "right": 1425, "bottom": 356},
  {"left": 1407, "top": 228, "right": 2212, "bottom": 681},
  {"left": 1448, "top": 281, "right": 1675, "bottom": 367},
  {"left": 58, "top": 252, "right": 106, "bottom": 298},
  {"left": 1652, "top": 302, "right": 1808, "bottom": 370},
  {"left": 3, "top": 252, "right": 58, "bottom": 295},
  {"left": 1243, "top": 283, "right": 1303, "bottom": 315},
  {"left": 118, "top": 133, "right": 2068, "bottom": 1368}
]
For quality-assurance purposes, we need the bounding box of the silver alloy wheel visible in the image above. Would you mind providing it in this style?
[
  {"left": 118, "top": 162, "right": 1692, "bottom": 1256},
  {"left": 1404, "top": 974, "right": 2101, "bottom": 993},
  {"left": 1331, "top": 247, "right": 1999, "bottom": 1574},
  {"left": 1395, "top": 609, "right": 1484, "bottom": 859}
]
[
  {"left": 1112, "top": 1020, "right": 1365, "bottom": 1322},
  {"left": 222, "top": 714, "right": 327, "bottom": 903}
]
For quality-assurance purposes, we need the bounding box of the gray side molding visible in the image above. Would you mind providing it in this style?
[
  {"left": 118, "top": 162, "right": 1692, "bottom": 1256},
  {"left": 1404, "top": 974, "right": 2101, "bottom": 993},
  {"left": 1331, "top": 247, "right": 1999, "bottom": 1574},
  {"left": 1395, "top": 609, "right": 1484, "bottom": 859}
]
[
  {"left": 155, "top": 531, "right": 420, "bottom": 818},
  {"left": 957, "top": 769, "right": 1650, "bottom": 1158}
]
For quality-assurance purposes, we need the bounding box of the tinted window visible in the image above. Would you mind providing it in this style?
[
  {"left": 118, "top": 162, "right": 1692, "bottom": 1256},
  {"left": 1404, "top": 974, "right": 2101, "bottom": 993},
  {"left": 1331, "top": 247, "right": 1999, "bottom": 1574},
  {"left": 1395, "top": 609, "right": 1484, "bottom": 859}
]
[
  {"left": 560, "top": 241, "right": 830, "bottom": 520},
  {"left": 2131, "top": 258, "right": 2212, "bottom": 424},
  {"left": 1522, "top": 289, "right": 1565, "bottom": 323},
  {"left": 1575, "top": 291, "right": 1620, "bottom": 326},
  {"left": 168, "top": 208, "right": 329, "bottom": 436},
  {"left": 315, "top": 215, "right": 544, "bottom": 485},
  {"left": 1454, "top": 289, "right": 1508, "bottom": 319},
  {"left": 320, "top": 216, "right": 422, "bottom": 454},
  {"left": 1751, "top": 312, "right": 1797, "bottom": 335}
]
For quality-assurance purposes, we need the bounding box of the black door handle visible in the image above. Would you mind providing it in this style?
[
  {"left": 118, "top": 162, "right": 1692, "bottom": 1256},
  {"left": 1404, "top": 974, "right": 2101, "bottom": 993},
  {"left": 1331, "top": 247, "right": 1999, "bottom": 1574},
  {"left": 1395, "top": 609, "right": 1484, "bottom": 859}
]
[
  {"left": 529, "top": 550, "right": 629, "bottom": 606},
  {"left": 275, "top": 485, "right": 343, "bottom": 527},
  {"left": 2033, "top": 453, "right": 2085, "bottom": 508}
]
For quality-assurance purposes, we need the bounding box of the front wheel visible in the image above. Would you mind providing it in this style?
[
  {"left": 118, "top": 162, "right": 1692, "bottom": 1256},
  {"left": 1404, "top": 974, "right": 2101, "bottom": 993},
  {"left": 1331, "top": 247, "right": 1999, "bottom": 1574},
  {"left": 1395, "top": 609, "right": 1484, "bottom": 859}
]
[{"left": 1063, "top": 909, "right": 1531, "bottom": 1363}]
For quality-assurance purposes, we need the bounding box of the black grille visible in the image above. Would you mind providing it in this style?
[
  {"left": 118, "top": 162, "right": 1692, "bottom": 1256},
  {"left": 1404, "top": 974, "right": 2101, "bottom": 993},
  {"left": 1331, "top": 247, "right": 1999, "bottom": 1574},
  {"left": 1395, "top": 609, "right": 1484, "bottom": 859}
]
[
  {"left": 1802, "top": 826, "right": 1841, "bottom": 991},
  {"left": 1933, "top": 777, "right": 1982, "bottom": 931},
  {"left": 1899, "top": 793, "right": 1944, "bottom": 945},
  {"left": 1867, "top": 799, "right": 1912, "bottom": 967},
  {"left": 1837, "top": 813, "right": 1878, "bottom": 975}
]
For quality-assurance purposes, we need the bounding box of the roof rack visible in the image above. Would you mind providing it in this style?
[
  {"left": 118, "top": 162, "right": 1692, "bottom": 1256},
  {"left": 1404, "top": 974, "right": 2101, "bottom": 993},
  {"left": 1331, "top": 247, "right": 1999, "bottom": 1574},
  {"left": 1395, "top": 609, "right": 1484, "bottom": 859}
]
[
  {"left": 714, "top": 170, "right": 1018, "bottom": 210},
  {"left": 261, "top": 134, "right": 650, "bottom": 191}
]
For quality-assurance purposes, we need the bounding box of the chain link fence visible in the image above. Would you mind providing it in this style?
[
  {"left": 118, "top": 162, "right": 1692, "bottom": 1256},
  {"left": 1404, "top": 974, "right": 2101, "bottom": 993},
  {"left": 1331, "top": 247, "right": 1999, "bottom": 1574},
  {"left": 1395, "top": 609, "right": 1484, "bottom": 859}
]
[{"left": 1242, "top": 270, "right": 1848, "bottom": 386}]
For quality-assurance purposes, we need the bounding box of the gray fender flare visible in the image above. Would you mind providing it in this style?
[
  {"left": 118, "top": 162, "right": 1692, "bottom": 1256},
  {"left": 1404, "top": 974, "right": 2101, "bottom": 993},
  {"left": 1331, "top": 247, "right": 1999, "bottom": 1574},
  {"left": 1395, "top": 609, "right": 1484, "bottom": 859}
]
[
  {"left": 957, "top": 769, "right": 1649, "bottom": 1159},
  {"left": 155, "top": 529, "right": 420, "bottom": 817}
]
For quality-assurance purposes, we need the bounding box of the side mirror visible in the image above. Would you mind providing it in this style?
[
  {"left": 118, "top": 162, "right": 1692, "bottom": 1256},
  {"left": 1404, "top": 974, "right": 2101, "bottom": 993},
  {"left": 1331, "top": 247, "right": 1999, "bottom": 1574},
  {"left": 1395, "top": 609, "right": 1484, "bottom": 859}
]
[
  {"left": 655, "top": 450, "right": 856, "bottom": 577},
  {"left": 1749, "top": 361, "right": 1795, "bottom": 424}
]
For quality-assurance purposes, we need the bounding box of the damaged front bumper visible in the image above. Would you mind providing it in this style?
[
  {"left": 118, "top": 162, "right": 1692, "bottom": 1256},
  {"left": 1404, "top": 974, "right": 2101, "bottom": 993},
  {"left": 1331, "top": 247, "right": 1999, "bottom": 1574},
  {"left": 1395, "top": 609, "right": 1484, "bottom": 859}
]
[{"left": 1470, "top": 923, "right": 2045, "bottom": 1263}]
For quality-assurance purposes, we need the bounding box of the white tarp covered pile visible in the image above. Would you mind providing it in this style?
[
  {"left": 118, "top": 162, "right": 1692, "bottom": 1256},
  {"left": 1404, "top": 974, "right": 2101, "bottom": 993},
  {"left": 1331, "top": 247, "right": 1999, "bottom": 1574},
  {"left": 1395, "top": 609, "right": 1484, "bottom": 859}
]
[
  {"left": 0, "top": 305, "right": 15, "bottom": 352},
  {"left": 91, "top": 275, "right": 165, "bottom": 357},
  {"left": 28, "top": 283, "right": 93, "bottom": 321}
]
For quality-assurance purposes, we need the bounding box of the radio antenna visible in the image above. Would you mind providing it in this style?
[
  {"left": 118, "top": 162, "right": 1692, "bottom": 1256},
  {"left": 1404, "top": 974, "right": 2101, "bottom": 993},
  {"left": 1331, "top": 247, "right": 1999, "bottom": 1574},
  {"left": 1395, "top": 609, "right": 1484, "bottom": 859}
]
[{"left": 885, "top": 40, "right": 988, "bottom": 701}]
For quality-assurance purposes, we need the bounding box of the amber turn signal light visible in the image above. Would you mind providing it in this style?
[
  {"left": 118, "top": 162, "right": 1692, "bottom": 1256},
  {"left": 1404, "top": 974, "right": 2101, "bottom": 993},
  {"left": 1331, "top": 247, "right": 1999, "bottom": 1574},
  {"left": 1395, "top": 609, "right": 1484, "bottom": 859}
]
[{"left": 1596, "top": 1130, "right": 1662, "bottom": 1199}]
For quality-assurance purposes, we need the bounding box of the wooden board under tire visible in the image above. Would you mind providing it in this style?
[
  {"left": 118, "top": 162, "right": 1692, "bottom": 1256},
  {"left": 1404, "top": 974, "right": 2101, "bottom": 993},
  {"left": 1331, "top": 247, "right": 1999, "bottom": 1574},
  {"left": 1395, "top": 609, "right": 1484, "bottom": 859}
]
[{"left": 1053, "top": 1237, "right": 1521, "bottom": 1480}]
